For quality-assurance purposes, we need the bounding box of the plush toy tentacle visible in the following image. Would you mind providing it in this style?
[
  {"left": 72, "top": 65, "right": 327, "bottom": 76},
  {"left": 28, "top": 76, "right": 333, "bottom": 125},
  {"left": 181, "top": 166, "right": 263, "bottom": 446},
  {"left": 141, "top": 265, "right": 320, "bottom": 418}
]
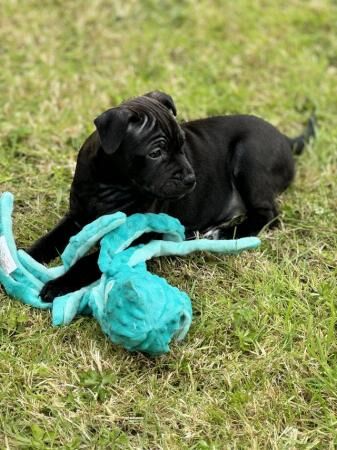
[
  {"left": 0, "top": 193, "right": 46, "bottom": 292},
  {"left": 0, "top": 192, "right": 22, "bottom": 269},
  {"left": 127, "top": 237, "right": 261, "bottom": 267},
  {"left": 0, "top": 270, "right": 50, "bottom": 309},
  {"left": 98, "top": 213, "right": 185, "bottom": 273},
  {"left": 52, "top": 278, "right": 103, "bottom": 326},
  {"left": 52, "top": 286, "right": 91, "bottom": 325},
  {"left": 61, "top": 213, "right": 126, "bottom": 269},
  {"left": 18, "top": 249, "right": 65, "bottom": 283}
]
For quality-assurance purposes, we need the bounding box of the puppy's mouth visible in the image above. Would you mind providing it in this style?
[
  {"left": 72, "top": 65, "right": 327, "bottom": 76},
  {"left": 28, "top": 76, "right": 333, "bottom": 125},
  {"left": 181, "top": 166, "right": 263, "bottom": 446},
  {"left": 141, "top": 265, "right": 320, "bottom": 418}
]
[
  {"left": 132, "top": 179, "right": 196, "bottom": 200},
  {"left": 157, "top": 176, "right": 197, "bottom": 200},
  {"left": 157, "top": 181, "right": 196, "bottom": 200}
]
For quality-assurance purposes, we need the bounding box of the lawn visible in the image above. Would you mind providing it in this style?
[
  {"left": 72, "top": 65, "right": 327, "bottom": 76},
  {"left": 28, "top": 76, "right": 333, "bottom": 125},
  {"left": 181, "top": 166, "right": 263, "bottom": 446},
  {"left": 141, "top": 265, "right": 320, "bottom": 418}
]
[{"left": 0, "top": 0, "right": 337, "bottom": 448}]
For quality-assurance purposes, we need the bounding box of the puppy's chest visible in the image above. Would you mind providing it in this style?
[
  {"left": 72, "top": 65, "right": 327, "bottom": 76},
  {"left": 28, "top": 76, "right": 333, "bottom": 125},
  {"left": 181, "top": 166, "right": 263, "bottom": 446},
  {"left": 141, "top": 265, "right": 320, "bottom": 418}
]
[
  {"left": 94, "top": 183, "right": 138, "bottom": 215},
  {"left": 72, "top": 182, "right": 140, "bottom": 219}
]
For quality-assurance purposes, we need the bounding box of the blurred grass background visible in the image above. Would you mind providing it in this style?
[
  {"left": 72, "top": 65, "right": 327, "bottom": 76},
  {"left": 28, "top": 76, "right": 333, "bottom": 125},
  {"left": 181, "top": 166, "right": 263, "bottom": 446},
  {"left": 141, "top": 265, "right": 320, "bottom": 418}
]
[{"left": 0, "top": 0, "right": 337, "bottom": 448}]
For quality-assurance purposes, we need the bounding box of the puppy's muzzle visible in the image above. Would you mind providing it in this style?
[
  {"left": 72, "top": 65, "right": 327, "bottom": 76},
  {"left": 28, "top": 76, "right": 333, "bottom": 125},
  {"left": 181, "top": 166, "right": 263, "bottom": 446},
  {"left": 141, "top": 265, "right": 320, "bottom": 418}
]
[{"left": 167, "top": 172, "right": 196, "bottom": 198}]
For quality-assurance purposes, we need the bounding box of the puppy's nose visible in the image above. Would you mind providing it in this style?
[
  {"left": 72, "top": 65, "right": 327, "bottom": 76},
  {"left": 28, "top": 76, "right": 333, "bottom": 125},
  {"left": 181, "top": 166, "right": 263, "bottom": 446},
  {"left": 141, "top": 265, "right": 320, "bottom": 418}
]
[{"left": 183, "top": 173, "right": 196, "bottom": 186}]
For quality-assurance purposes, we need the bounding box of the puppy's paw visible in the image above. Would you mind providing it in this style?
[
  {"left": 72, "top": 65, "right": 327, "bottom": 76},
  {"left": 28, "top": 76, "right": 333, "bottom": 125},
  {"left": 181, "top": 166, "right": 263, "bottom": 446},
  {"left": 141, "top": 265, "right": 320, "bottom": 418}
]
[
  {"left": 26, "top": 244, "right": 50, "bottom": 264},
  {"left": 40, "top": 279, "right": 72, "bottom": 303},
  {"left": 202, "top": 229, "right": 221, "bottom": 240}
]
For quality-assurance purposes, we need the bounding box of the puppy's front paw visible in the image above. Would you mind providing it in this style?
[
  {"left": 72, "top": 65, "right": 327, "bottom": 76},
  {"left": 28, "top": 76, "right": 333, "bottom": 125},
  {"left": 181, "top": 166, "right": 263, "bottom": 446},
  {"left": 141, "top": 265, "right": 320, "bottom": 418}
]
[
  {"left": 26, "top": 244, "right": 53, "bottom": 264},
  {"left": 40, "top": 279, "right": 72, "bottom": 303}
]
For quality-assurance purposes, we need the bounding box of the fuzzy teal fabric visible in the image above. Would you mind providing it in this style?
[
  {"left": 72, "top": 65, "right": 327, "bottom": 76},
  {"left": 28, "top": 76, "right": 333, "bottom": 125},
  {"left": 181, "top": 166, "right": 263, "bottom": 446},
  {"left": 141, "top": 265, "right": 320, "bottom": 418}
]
[{"left": 0, "top": 192, "right": 261, "bottom": 355}]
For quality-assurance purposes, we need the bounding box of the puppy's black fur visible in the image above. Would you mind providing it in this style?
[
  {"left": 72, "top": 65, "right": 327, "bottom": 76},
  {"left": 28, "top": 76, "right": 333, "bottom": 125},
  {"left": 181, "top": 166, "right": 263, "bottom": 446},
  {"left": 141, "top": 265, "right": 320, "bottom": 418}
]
[{"left": 27, "top": 91, "right": 315, "bottom": 301}]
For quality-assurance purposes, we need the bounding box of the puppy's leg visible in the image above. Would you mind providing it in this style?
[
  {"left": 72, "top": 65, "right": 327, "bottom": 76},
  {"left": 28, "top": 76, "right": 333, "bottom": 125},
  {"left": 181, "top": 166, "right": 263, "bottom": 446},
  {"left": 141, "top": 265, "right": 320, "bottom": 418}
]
[
  {"left": 40, "top": 250, "right": 100, "bottom": 302},
  {"left": 202, "top": 214, "right": 247, "bottom": 240},
  {"left": 27, "top": 214, "right": 82, "bottom": 263},
  {"left": 232, "top": 205, "right": 279, "bottom": 237},
  {"left": 231, "top": 140, "right": 287, "bottom": 236}
]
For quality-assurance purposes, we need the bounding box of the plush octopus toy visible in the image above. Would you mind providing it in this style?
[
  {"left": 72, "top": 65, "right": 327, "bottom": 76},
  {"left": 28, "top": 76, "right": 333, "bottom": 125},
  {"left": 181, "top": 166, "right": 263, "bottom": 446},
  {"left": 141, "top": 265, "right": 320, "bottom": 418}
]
[{"left": 0, "top": 192, "right": 260, "bottom": 356}]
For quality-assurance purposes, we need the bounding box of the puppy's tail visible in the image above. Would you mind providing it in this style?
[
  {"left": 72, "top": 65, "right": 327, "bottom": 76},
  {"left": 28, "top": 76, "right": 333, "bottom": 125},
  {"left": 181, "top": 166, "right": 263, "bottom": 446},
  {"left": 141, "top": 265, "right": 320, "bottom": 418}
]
[{"left": 288, "top": 113, "right": 317, "bottom": 155}]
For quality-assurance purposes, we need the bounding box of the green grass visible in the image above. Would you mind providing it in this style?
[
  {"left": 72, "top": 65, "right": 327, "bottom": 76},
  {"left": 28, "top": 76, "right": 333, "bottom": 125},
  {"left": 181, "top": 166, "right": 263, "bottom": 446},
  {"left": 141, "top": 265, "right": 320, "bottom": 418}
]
[{"left": 1, "top": 0, "right": 337, "bottom": 448}]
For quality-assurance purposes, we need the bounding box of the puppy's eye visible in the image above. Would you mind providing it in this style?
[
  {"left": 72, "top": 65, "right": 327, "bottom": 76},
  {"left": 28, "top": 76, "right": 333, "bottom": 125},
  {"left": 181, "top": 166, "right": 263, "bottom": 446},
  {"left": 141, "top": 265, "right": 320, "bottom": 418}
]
[{"left": 148, "top": 149, "right": 162, "bottom": 159}]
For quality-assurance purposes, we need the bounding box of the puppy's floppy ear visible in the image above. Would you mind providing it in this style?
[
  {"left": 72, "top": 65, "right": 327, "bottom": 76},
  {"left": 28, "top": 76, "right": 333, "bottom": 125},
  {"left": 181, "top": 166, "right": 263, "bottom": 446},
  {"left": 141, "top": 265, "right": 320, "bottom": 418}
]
[
  {"left": 144, "top": 91, "right": 177, "bottom": 116},
  {"left": 94, "top": 107, "right": 133, "bottom": 155}
]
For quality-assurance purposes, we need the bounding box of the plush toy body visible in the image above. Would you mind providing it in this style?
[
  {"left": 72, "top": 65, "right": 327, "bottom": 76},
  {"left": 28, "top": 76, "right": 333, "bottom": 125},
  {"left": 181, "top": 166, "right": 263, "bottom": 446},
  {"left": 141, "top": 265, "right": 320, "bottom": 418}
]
[{"left": 0, "top": 192, "right": 260, "bottom": 355}]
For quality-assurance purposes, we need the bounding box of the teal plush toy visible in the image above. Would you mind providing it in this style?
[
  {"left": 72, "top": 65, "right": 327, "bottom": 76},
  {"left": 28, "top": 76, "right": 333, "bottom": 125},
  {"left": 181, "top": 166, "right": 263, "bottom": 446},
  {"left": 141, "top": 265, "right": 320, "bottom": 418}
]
[{"left": 0, "top": 192, "right": 260, "bottom": 356}]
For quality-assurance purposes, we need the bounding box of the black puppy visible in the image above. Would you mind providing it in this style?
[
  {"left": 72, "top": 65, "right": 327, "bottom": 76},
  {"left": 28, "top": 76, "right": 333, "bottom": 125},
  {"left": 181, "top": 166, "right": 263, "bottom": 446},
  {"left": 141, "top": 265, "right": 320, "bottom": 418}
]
[{"left": 27, "top": 91, "right": 315, "bottom": 301}]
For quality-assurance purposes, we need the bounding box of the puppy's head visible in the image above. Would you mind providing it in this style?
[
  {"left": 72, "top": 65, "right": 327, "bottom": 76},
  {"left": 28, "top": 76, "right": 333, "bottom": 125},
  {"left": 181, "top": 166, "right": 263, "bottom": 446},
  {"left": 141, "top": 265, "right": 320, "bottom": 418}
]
[{"left": 94, "top": 91, "right": 196, "bottom": 199}]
